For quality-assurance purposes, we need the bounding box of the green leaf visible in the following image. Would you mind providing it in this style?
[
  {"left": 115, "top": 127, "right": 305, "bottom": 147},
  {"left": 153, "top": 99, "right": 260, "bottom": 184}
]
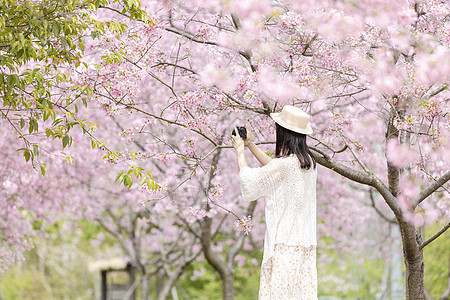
[
  {"left": 18, "top": 33, "right": 26, "bottom": 46},
  {"left": 115, "top": 172, "right": 124, "bottom": 182},
  {"left": 40, "top": 165, "right": 46, "bottom": 176},
  {"left": 24, "top": 149, "right": 30, "bottom": 162},
  {"left": 148, "top": 178, "right": 157, "bottom": 190},
  {"left": 124, "top": 175, "right": 133, "bottom": 187},
  {"left": 29, "top": 118, "right": 38, "bottom": 134},
  {"left": 32, "top": 220, "right": 43, "bottom": 230},
  {"left": 53, "top": 118, "right": 63, "bottom": 126},
  {"left": 62, "top": 135, "right": 70, "bottom": 148},
  {"left": 33, "top": 144, "right": 39, "bottom": 157},
  {"left": 45, "top": 128, "right": 53, "bottom": 138},
  {"left": 43, "top": 109, "right": 49, "bottom": 121}
]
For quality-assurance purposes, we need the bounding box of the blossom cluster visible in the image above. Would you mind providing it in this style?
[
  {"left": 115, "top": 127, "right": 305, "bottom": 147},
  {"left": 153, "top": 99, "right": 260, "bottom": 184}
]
[
  {"left": 188, "top": 206, "right": 207, "bottom": 220},
  {"left": 234, "top": 216, "right": 252, "bottom": 235}
]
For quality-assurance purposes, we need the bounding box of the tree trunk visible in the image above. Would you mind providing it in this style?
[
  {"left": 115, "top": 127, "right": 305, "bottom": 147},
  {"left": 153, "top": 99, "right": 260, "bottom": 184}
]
[
  {"left": 199, "top": 148, "right": 237, "bottom": 300},
  {"left": 156, "top": 271, "right": 180, "bottom": 300},
  {"left": 400, "top": 222, "right": 425, "bottom": 300},
  {"left": 222, "top": 271, "right": 235, "bottom": 300},
  {"left": 154, "top": 269, "right": 165, "bottom": 299},
  {"left": 156, "top": 281, "right": 170, "bottom": 300},
  {"left": 142, "top": 274, "right": 150, "bottom": 300},
  {"left": 200, "top": 215, "right": 236, "bottom": 300},
  {"left": 404, "top": 249, "right": 425, "bottom": 300}
]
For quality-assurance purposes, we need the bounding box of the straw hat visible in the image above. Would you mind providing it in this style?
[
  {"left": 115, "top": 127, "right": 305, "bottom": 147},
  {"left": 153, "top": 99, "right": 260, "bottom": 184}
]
[{"left": 270, "top": 105, "right": 313, "bottom": 135}]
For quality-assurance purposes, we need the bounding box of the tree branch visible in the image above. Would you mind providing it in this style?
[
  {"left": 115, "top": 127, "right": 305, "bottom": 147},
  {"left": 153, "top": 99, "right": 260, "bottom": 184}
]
[
  {"left": 419, "top": 222, "right": 450, "bottom": 250},
  {"left": 95, "top": 91, "right": 218, "bottom": 146},
  {"left": 340, "top": 133, "right": 372, "bottom": 174},
  {"left": 165, "top": 27, "right": 218, "bottom": 46},
  {"left": 230, "top": 13, "right": 257, "bottom": 72},
  {"left": 97, "top": 217, "right": 141, "bottom": 270},
  {"left": 426, "top": 84, "right": 448, "bottom": 99},
  {"left": 200, "top": 216, "right": 229, "bottom": 279},
  {"left": 308, "top": 135, "right": 347, "bottom": 155},
  {"left": 223, "top": 92, "right": 270, "bottom": 115},
  {"left": 414, "top": 171, "right": 450, "bottom": 208},
  {"left": 198, "top": 147, "right": 230, "bottom": 280},
  {"left": 310, "top": 146, "right": 403, "bottom": 219}
]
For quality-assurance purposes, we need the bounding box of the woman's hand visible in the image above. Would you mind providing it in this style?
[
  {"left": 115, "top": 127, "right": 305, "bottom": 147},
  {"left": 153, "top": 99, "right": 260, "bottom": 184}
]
[
  {"left": 243, "top": 124, "right": 254, "bottom": 147},
  {"left": 232, "top": 127, "right": 247, "bottom": 170},
  {"left": 231, "top": 127, "right": 245, "bottom": 153}
]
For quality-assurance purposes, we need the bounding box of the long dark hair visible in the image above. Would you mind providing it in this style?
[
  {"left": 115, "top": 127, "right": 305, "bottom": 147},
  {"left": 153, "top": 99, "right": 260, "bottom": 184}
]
[{"left": 275, "top": 123, "right": 316, "bottom": 169}]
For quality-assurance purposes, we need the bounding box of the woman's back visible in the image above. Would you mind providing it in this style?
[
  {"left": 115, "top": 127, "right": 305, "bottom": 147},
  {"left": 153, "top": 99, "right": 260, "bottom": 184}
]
[
  {"left": 239, "top": 155, "right": 317, "bottom": 249},
  {"left": 272, "top": 155, "right": 317, "bottom": 246}
]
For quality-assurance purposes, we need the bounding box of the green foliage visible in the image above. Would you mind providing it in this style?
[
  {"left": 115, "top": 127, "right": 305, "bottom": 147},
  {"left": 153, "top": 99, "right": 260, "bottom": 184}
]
[
  {"left": 1, "top": 0, "right": 101, "bottom": 154},
  {"left": 115, "top": 165, "right": 160, "bottom": 190},
  {"left": 0, "top": 0, "right": 149, "bottom": 169},
  {"left": 2, "top": 219, "right": 446, "bottom": 299},
  {"left": 0, "top": 219, "right": 117, "bottom": 300},
  {"left": 0, "top": 267, "right": 56, "bottom": 300},
  {"left": 177, "top": 254, "right": 262, "bottom": 300},
  {"left": 424, "top": 222, "right": 450, "bottom": 298},
  {"left": 234, "top": 261, "right": 262, "bottom": 300},
  {"left": 317, "top": 250, "right": 385, "bottom": 299}
]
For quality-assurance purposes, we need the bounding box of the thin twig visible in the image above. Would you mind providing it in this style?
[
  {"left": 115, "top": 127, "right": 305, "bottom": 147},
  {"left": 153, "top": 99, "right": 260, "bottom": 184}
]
[
  {"left": 420, "top": 222, "right": 450, "bottom": 250},
  {"left": 414, "top": 171, "right": 450, "bottom": 207}
]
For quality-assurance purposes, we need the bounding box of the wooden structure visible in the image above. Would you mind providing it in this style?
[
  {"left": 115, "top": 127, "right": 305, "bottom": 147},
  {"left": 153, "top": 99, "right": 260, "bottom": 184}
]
[{"left": 89, "top": 258, "right": 136, "bottom": 300}]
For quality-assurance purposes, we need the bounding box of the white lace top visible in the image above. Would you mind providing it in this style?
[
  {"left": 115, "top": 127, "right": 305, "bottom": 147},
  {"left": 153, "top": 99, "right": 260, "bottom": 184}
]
[{"left": 239, "top": 155, "right": 317, "bottom": 266}]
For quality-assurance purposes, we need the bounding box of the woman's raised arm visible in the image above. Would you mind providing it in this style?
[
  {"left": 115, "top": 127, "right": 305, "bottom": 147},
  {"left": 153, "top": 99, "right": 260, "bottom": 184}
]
[{"left": 244, "top": 125, "right": 272, "bottom": 166}]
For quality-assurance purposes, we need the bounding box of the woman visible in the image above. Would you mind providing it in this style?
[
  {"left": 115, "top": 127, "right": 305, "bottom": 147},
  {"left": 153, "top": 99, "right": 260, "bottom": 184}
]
[{"left": 232, "top": 105, "right": 317, "bottom": 300}]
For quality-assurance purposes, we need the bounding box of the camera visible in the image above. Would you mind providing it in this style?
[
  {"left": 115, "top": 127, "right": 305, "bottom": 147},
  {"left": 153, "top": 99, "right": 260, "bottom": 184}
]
[{"left": 231, "top": 126, "right": 247, "bottom": 139}]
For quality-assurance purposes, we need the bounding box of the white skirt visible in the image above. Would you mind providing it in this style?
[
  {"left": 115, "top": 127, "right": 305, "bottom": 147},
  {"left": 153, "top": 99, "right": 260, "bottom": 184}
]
[{"left": 259, "top": 244, "right": 317, "bottom": 300}]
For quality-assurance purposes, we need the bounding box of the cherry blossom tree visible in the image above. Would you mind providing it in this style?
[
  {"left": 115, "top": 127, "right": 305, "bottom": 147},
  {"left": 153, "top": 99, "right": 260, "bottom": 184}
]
[
  {"left": 1, "top": 0, "right": 449, "bottom": 299},
  {"left": 0, "top": 0, "right": 150, "bottom": 272},
  {"left": 74, "top": 1, "right": 448, "bottom": 298},
  {"left": 1, "top": 102, "right": 260, "bottom": 299},
  {"left": 81, "top": 113, "right": 260, "bottom": 300}
]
